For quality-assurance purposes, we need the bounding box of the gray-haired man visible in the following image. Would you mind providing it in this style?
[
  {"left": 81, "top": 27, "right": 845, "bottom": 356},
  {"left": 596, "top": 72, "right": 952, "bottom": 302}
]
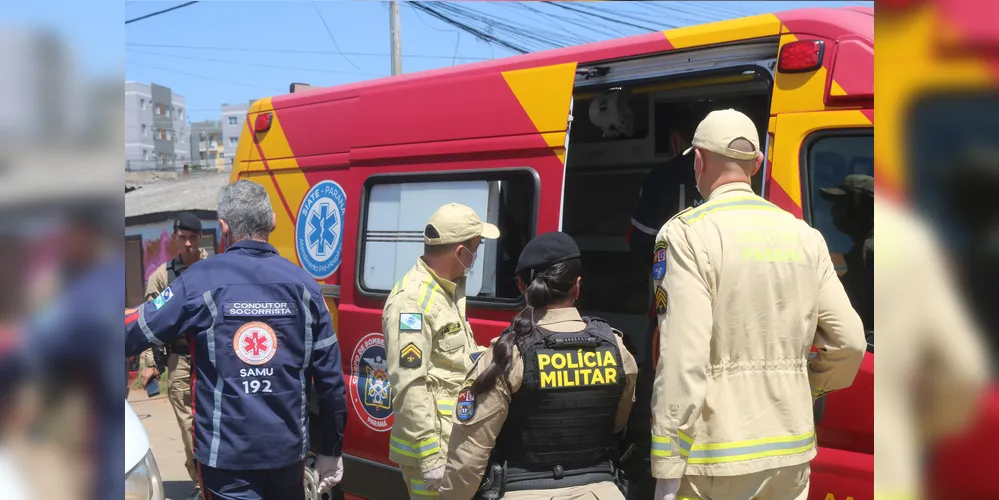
[{"left": 125, "top": 180, "right": 349, "bottom": 499}]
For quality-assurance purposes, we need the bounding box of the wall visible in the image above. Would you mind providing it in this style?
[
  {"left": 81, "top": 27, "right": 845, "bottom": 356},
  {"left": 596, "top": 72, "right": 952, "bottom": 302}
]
[{"left": 125, "top": 218, "right": 220, "bottom": 282}]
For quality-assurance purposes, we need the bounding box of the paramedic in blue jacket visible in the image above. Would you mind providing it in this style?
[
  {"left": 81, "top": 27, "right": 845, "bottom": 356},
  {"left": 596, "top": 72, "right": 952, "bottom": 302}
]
[{"left": 125, "top": 180, "right": 349, "bottom": 500}]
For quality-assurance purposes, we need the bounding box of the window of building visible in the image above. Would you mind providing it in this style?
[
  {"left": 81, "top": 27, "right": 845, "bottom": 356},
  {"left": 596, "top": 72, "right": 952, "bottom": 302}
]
[
  {"left": 143, "top": 150, "right": 148, "bottom": 161},
  {"left": 228, "top": 116, "right": 238, "bottom": 125},
  {"left": 230, "top": 136, "right": 238, "bottom": 146},
  {"left": 177, "top": 107, "right": 184, "bottom": 120},
  {"left": 141, "top": 124, "right": 146, "bottom": 136},
  {"left": 140, "top": 99, "right": 146, "bottom": 111},
  {"left": 359, "top": 170, "right": 537, "bottom": 304},
  {"left": 803, "top": 129, "right": 874, "bottom": 346}
]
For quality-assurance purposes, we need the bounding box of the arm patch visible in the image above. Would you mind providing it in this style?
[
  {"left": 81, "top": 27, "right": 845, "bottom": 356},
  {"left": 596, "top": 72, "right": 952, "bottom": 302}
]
[
  {"left": 400, "top": 342, "right": 423, "bottom": 368},
  {"left": 399, "top": 313, "right": 422, "bottom": 331}
]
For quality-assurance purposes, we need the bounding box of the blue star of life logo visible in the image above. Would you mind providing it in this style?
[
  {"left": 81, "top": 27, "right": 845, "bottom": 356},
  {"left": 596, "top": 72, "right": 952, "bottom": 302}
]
[
  {"left": 308, "top": 202, "right": 340, "bottom": 257},
  {"left": 296, "top": 180, "right": 347, "bottom": 280}
]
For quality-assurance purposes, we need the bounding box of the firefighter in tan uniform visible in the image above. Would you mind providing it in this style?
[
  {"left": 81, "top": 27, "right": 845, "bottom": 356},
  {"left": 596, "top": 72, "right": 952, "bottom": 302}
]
[
  {"left": 137, "top": 213, "right": 208, "bottom": 500},
  {"left": 649, "top": 109, "right": 867, "bottom": 500},
  {"left": 384, "top": 203, "right": 497, "bottom": 498},
  {"left": 441, "top": 232, "right": 638, "bottom": 500}
]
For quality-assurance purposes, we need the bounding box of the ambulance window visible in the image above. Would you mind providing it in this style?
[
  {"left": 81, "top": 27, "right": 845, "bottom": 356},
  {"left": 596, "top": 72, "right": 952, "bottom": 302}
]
[
  {"left": 803, "top": 130, "right": 874, "bottom": 337},
  {"left": 359, "top": 170, "right": 537, "bottom": 305}
]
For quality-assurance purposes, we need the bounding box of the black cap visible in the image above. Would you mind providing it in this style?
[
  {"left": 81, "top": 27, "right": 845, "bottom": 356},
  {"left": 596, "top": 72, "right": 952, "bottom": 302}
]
[
  {"left": 174, "top": 212, "right": 202, "bottom": 233},
  {"left": 515, "top": 231, "right": 581, "bottom": 275},
  {"left": 820, "top": 174, "right": 874, "bottom": 201}
]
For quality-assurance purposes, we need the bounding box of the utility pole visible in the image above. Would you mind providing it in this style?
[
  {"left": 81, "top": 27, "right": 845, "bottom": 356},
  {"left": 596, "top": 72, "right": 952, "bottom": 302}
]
[{"left": 389, "top": 1, "right": 402, "bottom": 75}]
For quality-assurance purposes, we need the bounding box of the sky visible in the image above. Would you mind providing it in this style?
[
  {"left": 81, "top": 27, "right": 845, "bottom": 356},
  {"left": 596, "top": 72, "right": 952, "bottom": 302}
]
[{"left": 14, "top": 0, "right": 870, "bottom": 123}]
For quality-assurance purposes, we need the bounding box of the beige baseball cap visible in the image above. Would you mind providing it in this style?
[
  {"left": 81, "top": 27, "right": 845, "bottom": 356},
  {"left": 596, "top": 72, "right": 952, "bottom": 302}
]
[
  {"left": 424, "top": 203, "right": 500, "bottom": 245},
  {"left": 683, "top": 108, "right": 760, "bottom": 161}
]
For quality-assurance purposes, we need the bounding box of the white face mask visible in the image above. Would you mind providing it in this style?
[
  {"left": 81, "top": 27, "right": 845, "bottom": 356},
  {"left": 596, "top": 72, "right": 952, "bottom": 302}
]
[
  {"left": 457, "top": 247, "right": 477, "bottom": 276},
  {"left": 694, "top": 155, "right": 705, "bottom": 198}
]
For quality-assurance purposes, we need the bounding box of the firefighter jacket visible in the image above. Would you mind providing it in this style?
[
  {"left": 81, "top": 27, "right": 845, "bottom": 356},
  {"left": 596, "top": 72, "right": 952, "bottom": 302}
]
[
  {"left": 383, "top": 258, "right": 485, "bottom": 472},
  {"left": 125, "top": 240, "right": 349, "bottom": 470},
  {"left": 650, "top": 182, "right": 866, "bottom": 479},
  {"left": 440, "top": 308, "right": 638, "bottom": 500}
]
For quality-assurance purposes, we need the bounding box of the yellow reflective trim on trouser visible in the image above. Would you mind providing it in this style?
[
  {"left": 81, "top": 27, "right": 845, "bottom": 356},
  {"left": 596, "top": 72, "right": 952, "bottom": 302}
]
[
  {"left": 682, "top": 196, "right": 784, "bottom": 223},
  {"left": 437, "top": 399, "right": 455, "bottom": 416},
  {"left": 410, "top": 478, "right": 439, "bottom": 496},
  {"left": 686, "top": 431, "right": 816, "bottom": 465},
  {"left": 390, "top": 436, "right": 441, "bottom": 459},
  {"left": 651, "top": 435, "right": 671, "bottom": 458}
]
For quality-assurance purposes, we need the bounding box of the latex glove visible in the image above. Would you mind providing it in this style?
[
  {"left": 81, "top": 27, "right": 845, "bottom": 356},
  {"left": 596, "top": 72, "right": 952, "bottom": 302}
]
[
  {"left": 421, "top": 465, "right": 446, "bottom": 492},
  {"left": 316, "top": 455, "right": 343, "bottom": 492},
  {"left": 654, "top": 478, "right": 681, "bottom": 500}
]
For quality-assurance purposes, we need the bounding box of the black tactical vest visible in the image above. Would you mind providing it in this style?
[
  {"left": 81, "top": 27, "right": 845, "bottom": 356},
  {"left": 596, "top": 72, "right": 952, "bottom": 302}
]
[
  {"left": 492, "top": 316, "right": 625, "bottom": 490},
  {"left": 165, "top": 257, "right": 190, "bottom": 354}
]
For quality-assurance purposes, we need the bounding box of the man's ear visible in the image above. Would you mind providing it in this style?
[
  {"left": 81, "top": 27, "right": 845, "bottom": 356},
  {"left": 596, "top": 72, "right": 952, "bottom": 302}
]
[
  {"left": 270, "top": 212, "right": 277, "bottom": 232},
  {"left": 517, "top": 275, "right": 527, "bottom": 294},
  {"left": 751, "top": 151, "right": 764, "bottom": 176},
  {"left": 219, "top": 219, "right": 229, "bottom": 236}
]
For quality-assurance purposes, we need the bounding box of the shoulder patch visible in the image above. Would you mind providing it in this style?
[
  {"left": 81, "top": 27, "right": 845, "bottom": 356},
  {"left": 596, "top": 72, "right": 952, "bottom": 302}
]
[
  {"left": 456, "top": 387, "right": 476, "bottom": 422},
  {"left": 655, "top": 287, "right": 668, "bottom": 316},
  {"left": 399, "top": 313, "right": 422, "bottom": 332},
  {"left": 652, "top": 241, "right": 668, "bottom": 282},
  {"left": 153, "top": 286, "right": 174, "bottom": 310},
  {"left": 469, "top": 350, "right": 483, "bottom": 364},
  {"left": 400, "top": 342, "right": 423, "bottom": 368}
]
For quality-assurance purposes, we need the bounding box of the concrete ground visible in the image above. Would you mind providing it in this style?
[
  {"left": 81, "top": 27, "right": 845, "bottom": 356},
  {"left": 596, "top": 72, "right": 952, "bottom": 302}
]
[{"left": 128, "top": 388, "right": 198, "bottom": 500}]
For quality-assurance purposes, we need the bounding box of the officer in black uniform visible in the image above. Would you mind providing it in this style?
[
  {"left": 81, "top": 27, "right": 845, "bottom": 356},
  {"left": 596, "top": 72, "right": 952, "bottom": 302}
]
[{"left": 440, "top": 231, "right": 638, "bottom": 500}]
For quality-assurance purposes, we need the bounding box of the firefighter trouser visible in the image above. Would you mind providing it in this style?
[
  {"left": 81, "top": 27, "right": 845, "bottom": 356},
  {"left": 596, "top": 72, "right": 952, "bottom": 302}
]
[
  {"left": 198, "top": 461, "right": 305, "bottom": 500},
  {"left": 676, "top": 463, "right": 810, "bottom": 500},
  {"left": 168, "top": 353, "right": 197, "bottom": 483},
  {"left": 401, "top": 465, "right": 439, "bottom": 498}
]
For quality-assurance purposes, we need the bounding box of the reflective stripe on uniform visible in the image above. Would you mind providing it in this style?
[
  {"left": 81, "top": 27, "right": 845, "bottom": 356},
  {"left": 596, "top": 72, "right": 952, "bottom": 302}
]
[
  {"left": 681, "top": 196, "right": 784, "bottom": 223},
  {"left": 436, "top": 399, "right": 456, "bottom": 416},
  {"left": 409, "top": 478, "right": 439, "bottom": 496},
  {"left": 688, "top": 431, "right": 815, "bottom": 464},
  {"left": 650, "top": 435, "right": 671, "bottom": 457},
  {"left": 391, "top": 271, "right": 413, "bottom": 296},
  {"left": 300, "top": 287, "right": 315, "bottom": 459},
  {"left": 630, "top": 217, "right": 659, "bottom": 236},
  {"left": 203, "top": 291, "right": 225, "bottom": 468},
  {"left": 419, "top": 280, "right": 439, "bottom": 314},
  {"left": 137, "top": 305, "right": 164, "bottom": 347},
  {"left": 390, "top": 436, "right": 441, "bottom": 459}
]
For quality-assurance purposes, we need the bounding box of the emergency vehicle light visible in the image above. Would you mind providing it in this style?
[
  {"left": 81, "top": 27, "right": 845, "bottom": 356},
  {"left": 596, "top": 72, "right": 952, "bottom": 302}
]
[
  {"left": 254, "top": 113, "right": 273, "bottom": 133},
  {"left": 778, "top": 40, "right": 824, "bottom": 73}
]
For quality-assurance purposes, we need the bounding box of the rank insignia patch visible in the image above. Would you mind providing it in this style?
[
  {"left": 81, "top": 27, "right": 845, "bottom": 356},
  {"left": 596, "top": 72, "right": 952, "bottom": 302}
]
[
  {"left": 655, "top": 287, "right": 668, "bottom": 316},
  {"left": 400, "top": 342, "right": 423, "bottom": 368}
]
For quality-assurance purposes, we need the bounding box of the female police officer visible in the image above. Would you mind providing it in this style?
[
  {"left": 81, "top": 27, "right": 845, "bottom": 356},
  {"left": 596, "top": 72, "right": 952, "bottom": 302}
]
[{"left": 440, "top": 231, "right": 638, "bottom": 500}]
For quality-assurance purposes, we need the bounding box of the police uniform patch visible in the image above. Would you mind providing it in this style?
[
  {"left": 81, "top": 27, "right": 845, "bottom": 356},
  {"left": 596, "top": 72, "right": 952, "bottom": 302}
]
[
  {"left": 536, "top": 347, "right": 621, "bottom": 390},
  {"left": 400, "top": 342, "right": 423, "bottom": 368},
  {"left": 233, "top": 321, "right": 278, "bottom": 366},
  {"left": 652, "top": 242, "right": 667, "bottom": 282},
  {"left": 655, "top": 287, "right": 668, "bottom": 316},
  {"left": 456, "top": 387, "right": 475, "bottom": 422},
  {"left": 399, "top": 313, "right": 422, "bottom": 332}
]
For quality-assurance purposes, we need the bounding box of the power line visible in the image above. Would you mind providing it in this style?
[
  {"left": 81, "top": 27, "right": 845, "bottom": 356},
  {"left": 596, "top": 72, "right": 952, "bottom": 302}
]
[
  {"left": 124, "top": 42, "right": 492, "bottom": 61},
  {"left": 125, "top": 48, "right": 383, "bottom": 77},
  {"left": 125, "top": 1, "right": 199, "bottom": 25},
  {"left": 410, "top": 2, "right": 531, "bottom": 54},
  {"left": 126, "top": 60, "right": 284, "bottom": 92},
  {"left": 543, "top": 2, "right": 658, "bottom": 33},
  {"left": 312, "top": 2, "right": 361, "bottom": 70}
]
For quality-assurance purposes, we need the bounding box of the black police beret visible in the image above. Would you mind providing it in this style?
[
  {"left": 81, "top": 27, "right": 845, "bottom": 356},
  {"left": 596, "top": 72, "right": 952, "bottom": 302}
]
[
  {"left": 515, "top": 231, "right": 581, "bottom": 275},
  {"left": 174, "top": 212, "right": 203, "bottom": 233}
]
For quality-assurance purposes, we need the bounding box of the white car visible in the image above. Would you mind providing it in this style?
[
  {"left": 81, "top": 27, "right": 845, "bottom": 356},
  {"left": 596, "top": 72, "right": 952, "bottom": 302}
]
[{"left": 125, "top": 400, "right": 165, "bottom": 500}]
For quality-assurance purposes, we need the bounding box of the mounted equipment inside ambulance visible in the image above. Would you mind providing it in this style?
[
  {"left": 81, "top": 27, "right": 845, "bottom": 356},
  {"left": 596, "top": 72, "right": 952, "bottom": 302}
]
[{"left": 230, "top": 6, "right": 873, "bottom": 500}]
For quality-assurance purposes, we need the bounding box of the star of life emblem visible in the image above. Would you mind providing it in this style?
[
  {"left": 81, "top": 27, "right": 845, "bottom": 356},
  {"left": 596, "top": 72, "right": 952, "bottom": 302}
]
[
  {"left": 233, "top": 322, "right": 278, "bottom": 366},
  {"left": 295, "top": 180, "right": 347, "bottom": 280}
]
